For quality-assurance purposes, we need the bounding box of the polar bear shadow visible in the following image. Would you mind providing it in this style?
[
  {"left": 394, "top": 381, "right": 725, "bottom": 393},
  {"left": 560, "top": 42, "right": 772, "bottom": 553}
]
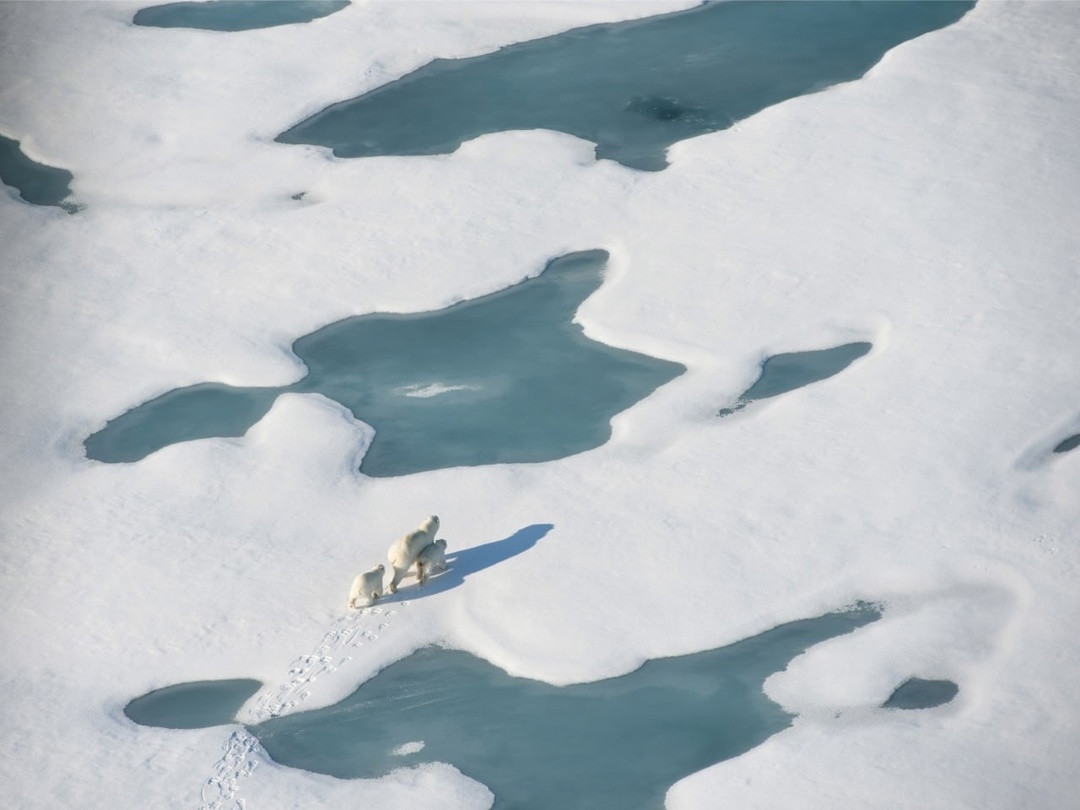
[{"left": 382, "top": 523, "right": 553, "bottom": 602}]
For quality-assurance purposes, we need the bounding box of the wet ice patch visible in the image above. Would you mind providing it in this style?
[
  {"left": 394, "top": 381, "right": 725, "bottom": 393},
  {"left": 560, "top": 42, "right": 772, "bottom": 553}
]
[
  {"left": 1014, "top": 416, "right": 1080, "bottom": 470},
  {"left": 718, "top": 342, "right": 872, "bottom": 416},
  {"left": 0, "top": 133, "right": 78, "bottom": 211},
  {"left": 276, "top": 0, "right": 974, "bottom": 171},
  {"left": 83, "top": 250, "right": 684, "bottom": 476},
  {"left": 123, "top": 679, "right": 262, "bottom": 729},
  {"left": 126, "top": 608, "right": 878, "bottom": 810},
  {"left": 883, "top": 678, "right": 959, "bottom": 710},
  {"left": 133, "top": 1, "right": 350, "bottom": 32},
  {"left": 1053, "top": 434, "right": 1080, "bottom": 454},
  {"left": 242, "top": 608, "right": 878, "bottom": 810},
  {"left": 764, "top": 574, "right": 1019, "bottom": 721}
]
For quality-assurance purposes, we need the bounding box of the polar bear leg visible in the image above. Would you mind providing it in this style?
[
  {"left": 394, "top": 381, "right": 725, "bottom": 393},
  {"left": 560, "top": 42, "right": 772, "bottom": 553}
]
[
  {"left": 387, "top": 566, "right": 406, "bottom": 593},
  {"left": 347, "top": 575, "right": 364, "bottom": 609}
]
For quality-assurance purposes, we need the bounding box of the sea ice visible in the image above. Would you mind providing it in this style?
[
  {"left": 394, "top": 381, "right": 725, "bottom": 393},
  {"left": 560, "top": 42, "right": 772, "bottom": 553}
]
[{"left": 1, "top": 1, "right": 1078, "bottom": 809}]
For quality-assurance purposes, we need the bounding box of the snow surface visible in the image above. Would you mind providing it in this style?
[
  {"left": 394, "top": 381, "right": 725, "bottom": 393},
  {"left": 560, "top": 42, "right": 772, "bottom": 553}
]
[{"left": 1, "top": 1, "right": 1078, "bottom": 808}]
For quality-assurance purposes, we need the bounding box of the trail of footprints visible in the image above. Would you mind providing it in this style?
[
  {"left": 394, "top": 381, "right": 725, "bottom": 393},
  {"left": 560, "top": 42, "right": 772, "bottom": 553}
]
[
  {"left": 198, "top": 604, "right": 403, "bottom": 810},
  {"left": 199, "top": 730, "right": 260, "bottom": 810}
]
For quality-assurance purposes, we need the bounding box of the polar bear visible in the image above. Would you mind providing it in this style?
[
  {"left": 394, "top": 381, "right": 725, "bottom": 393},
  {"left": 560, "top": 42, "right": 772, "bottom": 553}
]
[
  {"left": 348, "top": 564, "right": 385, "bottom": 609},
  {"left": 387, "top": 515, "right": 439, "bottom": 593},
  {"left": 416, "top": 538, "right": 448, "bottom": 586}
]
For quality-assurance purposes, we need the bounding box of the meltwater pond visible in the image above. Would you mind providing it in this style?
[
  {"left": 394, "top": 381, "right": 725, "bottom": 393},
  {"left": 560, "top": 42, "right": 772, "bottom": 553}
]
[
  {"left": 129, "top": 607, "right": 879, "bottom": 810},
  {"left": 718, "top": 342, "right": 871, "bottom": 416},
  {"left": 133, "top": 1, "right": 349, "bottom": 31},
  {"left": 883, "top": 678, "right": 959, "bottom": 710},
  {"left": 84, "top": 250, "right": 684, "bottom": 476},
  {"left": 1053, "top": 434, "right": 1080, "bottom": 454},
  {"left": 0, "top": 134, "right": 76, "bottom": 211},
  {"left": 276, "top": 0, "right": 975, "bottom": 171},
  {"left": 124, "top": 679, "right": 262, "bottom": 729}
]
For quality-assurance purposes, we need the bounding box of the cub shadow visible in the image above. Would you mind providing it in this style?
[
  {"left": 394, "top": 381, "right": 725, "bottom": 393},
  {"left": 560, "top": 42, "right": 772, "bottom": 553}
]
[{"left": 384, "top": 523, "right": 553, "bottom": 602}]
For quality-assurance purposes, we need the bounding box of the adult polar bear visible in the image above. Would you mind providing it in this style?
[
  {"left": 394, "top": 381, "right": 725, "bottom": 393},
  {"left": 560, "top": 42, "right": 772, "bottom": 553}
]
[{"left": 387, "top": 515, "right": 439, "bottom": 593}]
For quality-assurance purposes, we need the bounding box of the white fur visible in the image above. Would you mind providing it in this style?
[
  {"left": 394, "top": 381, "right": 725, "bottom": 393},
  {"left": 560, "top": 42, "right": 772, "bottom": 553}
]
[
  {"left": 387, "top": 515, "right": 439, "bottom": 593},
  {"left": 416, "top": 538, "right": 448, "bottom": 586},
  {"left": 347, "top": 564, "right": 385, "bottom": 609}
]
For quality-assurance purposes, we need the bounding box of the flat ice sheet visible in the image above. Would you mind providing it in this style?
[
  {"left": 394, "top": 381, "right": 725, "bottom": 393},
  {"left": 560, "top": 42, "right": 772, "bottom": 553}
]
[{"left": 1, "top": 2, "right": 1079, "bottom": 809}]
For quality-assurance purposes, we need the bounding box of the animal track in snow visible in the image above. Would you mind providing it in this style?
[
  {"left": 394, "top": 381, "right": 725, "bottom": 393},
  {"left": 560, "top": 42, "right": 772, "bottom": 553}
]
[
  {"left": 246, "top": 605, "right": 396, "bottom": 723},
  {"left": 199, "top": 729, "right": 260, "bottom": 810},
  {"left": 197, "top": 604, "right": 402, "bottom": 809}
]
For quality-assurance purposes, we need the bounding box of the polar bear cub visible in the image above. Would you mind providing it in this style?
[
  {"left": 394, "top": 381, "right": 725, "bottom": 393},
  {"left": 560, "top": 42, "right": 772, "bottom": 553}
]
[
  {"left": 387, "top": 515, "right": 439, "bottom": 593},
  {"left": 348, "top": 564, "right": 385, "bottom": 609},
  {"left": 416, "top": 538, "right": 448, "bottom": 586}
]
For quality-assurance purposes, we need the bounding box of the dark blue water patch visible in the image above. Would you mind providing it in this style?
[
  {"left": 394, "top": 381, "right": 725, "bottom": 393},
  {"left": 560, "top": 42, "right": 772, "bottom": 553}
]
[
  {"left": 124, "top": 678, "right": 263, "bottom": 729},
  {"left": 83, "top": 250, "right": 685, "bottom": 476},
  {"left": 718, "top": 342, "right": 871, "bottom": 417},
  {"left": 129, "top": 606, "right": 880, "bottom": 810},
  {"left": 882, "top": 678, "right": 958, "bottom": 710},
  {"left": 1053, "top": 434, "right": 1080, "bottom": 454},
  {"left": 133, "top": 1, "right": 349, "bottom": 31},
  {"left": 275, "top": 1, "right": 975, "bottom": 171},
  {"left": 0, "top": 134, "right": 77, "bottom": 212}
]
